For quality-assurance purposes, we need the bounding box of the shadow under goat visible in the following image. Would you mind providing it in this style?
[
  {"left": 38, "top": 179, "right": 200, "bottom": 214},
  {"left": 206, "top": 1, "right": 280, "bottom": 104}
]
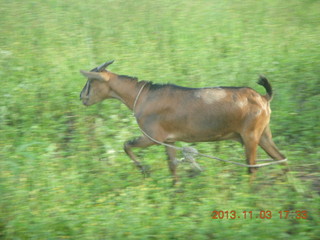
[{"left": 79, "top": 60, "right": 288, "bottom": 184}]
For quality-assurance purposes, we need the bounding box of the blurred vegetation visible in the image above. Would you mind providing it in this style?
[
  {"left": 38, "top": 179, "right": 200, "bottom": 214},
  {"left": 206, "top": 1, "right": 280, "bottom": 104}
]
[{"left": 0, "top": 0, "right": 319, "bottom": 239}]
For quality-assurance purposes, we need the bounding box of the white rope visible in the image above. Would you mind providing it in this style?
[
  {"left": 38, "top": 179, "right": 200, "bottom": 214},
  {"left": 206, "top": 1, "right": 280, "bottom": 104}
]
[
  {"left": 132, "top": 84, "right": 288, "bottom": 169},
  {"left": 197, "top": 152, "right": 287, "bottom": 168},
  {"left": 133, "top": 82, "right": 148, "bottom": 116}
]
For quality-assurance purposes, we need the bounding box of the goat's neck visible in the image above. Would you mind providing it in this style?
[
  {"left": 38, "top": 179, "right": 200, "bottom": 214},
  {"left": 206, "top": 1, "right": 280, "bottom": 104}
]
[{"left": 109, "top": 76, "right": 143, "bottom": 111}]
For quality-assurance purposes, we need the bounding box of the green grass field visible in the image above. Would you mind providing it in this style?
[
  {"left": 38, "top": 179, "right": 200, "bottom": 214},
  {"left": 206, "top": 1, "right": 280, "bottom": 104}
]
[{"left": 0, "top": 0, "right": 319, "bottom": 239}]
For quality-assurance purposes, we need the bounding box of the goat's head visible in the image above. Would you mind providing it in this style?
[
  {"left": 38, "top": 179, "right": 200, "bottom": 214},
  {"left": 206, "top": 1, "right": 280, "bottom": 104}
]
[{"left": 79, "top": 60, "right": 114, "bottom": 106}]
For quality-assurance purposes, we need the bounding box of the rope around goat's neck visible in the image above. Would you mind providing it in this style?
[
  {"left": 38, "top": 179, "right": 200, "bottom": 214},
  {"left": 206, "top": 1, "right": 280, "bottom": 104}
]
[
  {"left": 131, "top": 84, "right": 287, "bottom": 169},
  {"left": 133, "top": 82, "right": 148, "bottom": 116},
  {"left": 132, "top": 83, "right": 181, "bottom": 149}
]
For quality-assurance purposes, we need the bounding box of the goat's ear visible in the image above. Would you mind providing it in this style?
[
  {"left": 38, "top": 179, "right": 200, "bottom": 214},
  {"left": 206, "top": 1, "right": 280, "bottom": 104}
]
[{"left": 80, "top": 70, "right": 106, "bottom": 81}]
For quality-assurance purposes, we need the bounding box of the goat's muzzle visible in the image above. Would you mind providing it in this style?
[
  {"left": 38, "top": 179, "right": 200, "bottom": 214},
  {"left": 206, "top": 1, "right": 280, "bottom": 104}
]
[{"left": 81, "top": 97, "right": 90, "bottom": 106}]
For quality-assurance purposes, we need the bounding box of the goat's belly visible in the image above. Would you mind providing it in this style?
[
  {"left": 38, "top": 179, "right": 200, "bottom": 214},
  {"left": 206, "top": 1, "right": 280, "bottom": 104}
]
[
  {"left": 160, "top": 107, "right": 244, "bottom": 143},
  {"left": 168, "top": 131, "right": 240, "bottom": 143}
]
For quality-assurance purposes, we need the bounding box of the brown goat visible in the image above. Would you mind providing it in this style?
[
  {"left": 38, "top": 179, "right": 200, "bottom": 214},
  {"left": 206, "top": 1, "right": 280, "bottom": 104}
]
[{"left": 80, "top": 60, "right": 287, "bottom": 183}]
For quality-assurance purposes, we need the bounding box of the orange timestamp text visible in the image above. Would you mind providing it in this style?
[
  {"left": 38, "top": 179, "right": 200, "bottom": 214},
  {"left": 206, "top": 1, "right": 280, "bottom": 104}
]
[{"left": 211, "top": 210, "right": 308, "bottom": 220}]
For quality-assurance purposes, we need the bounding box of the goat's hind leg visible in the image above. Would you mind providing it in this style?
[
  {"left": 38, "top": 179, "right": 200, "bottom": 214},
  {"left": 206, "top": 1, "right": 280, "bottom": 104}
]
[
  {"left": 259, "top": 125, "right": 289, "bottom": 172},
  {"left": 124, "top": 135, "right": 155, "bottom": 176},
  {"left": 241, "top": 132, "right": 260, "bottom": 184}
]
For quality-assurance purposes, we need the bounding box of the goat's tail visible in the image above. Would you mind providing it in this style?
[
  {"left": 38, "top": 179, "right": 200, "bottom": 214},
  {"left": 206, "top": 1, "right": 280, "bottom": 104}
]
[{"left": 257, "top": 75, "right": 273, "bottom": 101}]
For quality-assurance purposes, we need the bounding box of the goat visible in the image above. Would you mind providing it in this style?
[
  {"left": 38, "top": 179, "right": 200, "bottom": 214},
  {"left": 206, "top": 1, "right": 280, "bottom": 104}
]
[{"left": 80, "top": 60, "right": 287, "bottom": 183}]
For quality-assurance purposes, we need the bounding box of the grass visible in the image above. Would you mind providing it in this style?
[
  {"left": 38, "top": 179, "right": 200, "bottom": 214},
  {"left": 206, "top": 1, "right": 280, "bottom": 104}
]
[{"left": 0, "top": 0, "right": 319, "bottom": 239}]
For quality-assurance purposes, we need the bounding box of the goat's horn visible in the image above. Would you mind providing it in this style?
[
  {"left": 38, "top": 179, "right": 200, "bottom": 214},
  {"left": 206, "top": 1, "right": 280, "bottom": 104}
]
[{"left": 96, "top": 60, "right": 115, "bottom": 72}]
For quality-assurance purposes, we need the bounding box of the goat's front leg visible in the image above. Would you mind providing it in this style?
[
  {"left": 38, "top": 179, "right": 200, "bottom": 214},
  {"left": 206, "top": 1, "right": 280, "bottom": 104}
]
[
  {"left": 124, "top": 135, "right": 155, "bottom": 176},
  {"left": 165, "top": 144, "right": 179, "bottom": 185}
]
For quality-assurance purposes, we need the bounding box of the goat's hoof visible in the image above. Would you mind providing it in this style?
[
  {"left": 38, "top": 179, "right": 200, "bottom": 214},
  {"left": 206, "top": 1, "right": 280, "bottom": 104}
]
[
  {"left": 281, "top": 166, "right": 290, "bottom": 174},
  {"left": 172, "top": 178, "right": 180, "bottom": 186},
  {"left": 139, "top": 165, "right": 151, "bottom": 177},
  {"left": 187, "top": 169, "right": 202, "bottom": 178}
]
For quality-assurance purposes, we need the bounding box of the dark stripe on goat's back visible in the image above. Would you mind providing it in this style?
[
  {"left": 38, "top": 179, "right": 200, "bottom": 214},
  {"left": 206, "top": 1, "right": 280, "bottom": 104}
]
[
  {"left": 148, "top": 83, "right": 199, "bottom": 91},
  {"left": 118, "top": 75, "right": 138, "bottom": 81},
  {"left": 148, "top": 83, "right": 248, "bottom": 92},
  {"left": 119, "top": 73, "right": 249, "bottom": 93},
  {"left": 216, "top": 86, "right": 246, "bottom": 90}
]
